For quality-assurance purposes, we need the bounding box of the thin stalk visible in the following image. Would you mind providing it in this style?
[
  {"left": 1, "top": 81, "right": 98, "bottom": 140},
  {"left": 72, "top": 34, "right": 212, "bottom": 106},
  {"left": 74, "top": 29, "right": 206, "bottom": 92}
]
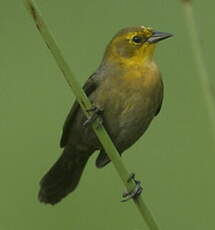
[
  {"left": 181, "top": 0, "right": 215, "bottom": 141},
  {"left": 24, "top": 0, "right": 160, "bottom": 229}
]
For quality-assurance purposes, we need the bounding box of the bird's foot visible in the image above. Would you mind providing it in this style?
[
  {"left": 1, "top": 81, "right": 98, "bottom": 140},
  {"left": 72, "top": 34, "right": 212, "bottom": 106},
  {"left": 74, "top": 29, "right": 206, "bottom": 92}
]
[
  {"left": 83, "top": 106, "right": 103, "bottom": 126},
  {"left": 121, "top": 173, "right": 143, "bottom": 202}
]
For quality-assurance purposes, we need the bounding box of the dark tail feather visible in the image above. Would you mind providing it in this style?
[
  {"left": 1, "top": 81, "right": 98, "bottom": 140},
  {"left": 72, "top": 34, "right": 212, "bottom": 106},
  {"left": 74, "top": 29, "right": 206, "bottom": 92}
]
[{"left": 38, "top": 148, "right": 90, "bottom": 205}]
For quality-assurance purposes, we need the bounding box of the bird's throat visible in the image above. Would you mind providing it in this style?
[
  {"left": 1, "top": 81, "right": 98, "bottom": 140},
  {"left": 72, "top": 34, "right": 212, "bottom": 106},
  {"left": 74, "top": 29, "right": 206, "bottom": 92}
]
[{"left": 119, "top": 44, "right": 156, "bottom": 67}]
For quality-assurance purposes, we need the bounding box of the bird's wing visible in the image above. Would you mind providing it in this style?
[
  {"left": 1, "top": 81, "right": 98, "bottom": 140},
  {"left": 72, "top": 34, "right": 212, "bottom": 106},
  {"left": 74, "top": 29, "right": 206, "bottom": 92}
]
[
  {"left": 155, "top": 78, "right": 164, "bottom": 116},
  {"left": 155, "top": 100, "right": 162, "bottom": 116},
  {"left": 60, "top": 73, "right": 98, "bottom": 147}
]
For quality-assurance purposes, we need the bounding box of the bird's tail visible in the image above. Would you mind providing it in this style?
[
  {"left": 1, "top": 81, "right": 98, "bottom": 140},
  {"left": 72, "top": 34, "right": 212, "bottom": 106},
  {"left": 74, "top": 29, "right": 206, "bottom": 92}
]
[{"left": 38, "top": 147, "right": 91, "bottom": 205}]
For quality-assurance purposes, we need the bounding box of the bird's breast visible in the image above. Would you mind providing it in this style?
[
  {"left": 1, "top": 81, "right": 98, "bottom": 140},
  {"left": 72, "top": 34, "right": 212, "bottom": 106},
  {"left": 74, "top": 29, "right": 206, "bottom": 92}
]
[
  {"left": 94, "top": 60, "right": 162, "bottom": 123},
  {"left": 91, "top": 60, "right": 163, "bottom": 151}
]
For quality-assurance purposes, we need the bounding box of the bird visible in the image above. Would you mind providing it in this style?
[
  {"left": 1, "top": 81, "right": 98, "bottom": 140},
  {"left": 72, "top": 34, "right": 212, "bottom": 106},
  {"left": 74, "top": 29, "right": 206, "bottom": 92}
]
[{"left": 38, "top": 26, "right": 173, "bottom": 205}]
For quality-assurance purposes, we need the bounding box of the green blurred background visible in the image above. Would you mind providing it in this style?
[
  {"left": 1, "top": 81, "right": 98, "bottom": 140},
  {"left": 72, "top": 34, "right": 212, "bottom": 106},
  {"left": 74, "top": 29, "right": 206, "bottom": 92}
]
[{"left": 1, "top": 0, "right": 214, "bottom": 229}]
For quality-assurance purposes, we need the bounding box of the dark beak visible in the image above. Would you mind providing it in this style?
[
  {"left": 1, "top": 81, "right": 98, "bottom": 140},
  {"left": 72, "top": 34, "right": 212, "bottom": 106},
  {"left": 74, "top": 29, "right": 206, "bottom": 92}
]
[{"left": 147, "top": 31, "right": 173, "bottom": 44}]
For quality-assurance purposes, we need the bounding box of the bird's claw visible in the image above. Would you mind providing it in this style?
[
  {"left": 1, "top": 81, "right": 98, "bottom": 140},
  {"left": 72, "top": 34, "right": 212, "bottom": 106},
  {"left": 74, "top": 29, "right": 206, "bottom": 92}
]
[
  {"left": 83, "top": 106, "right": 103, "bottom": 126},
  {"left": 121, "top": 173, "right": 143, "bottom": 202}
]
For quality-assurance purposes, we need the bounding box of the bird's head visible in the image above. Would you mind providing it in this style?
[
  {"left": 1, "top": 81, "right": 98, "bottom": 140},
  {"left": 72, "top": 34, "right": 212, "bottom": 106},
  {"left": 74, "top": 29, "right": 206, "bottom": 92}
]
[{"left": 103, "top": 26, "right": 173, "bottom": 65}]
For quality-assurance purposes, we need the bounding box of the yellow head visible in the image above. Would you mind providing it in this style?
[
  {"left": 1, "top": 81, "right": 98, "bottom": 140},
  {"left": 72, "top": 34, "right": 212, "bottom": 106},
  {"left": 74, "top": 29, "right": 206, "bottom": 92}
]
[{"left": 103, "top": 26, "right": 173, "bottom": 65}]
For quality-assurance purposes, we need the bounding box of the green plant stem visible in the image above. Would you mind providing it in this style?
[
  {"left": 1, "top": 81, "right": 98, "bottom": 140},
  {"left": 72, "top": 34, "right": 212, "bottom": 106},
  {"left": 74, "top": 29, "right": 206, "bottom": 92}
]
[
  {"left": 24, "top": 0, "right": 160, "bottom": 229},
  {"left": 182, "top": 0, "right": 215, "bottom": 141}
]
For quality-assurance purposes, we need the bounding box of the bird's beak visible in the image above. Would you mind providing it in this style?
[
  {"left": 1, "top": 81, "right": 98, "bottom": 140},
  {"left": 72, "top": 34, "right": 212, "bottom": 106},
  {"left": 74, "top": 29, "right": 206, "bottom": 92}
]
[{"left": 147, "top": 31, "right": 173, "bottom": 44}]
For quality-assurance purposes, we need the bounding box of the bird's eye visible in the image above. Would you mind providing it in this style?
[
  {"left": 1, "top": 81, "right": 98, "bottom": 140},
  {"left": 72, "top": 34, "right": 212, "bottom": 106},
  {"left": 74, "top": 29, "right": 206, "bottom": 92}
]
[{"left": 132, "top": 36, "right": 142, "bottom": 44}]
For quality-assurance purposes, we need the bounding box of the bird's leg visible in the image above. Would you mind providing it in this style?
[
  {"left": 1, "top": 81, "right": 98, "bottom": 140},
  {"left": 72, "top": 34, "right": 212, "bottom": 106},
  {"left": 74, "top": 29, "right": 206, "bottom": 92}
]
[
  {"left": 121, "top": 173, "right": 143, "bottom": 202},
  {"left": 83, "top": 106, "right": 103, "bottom": 126}
]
